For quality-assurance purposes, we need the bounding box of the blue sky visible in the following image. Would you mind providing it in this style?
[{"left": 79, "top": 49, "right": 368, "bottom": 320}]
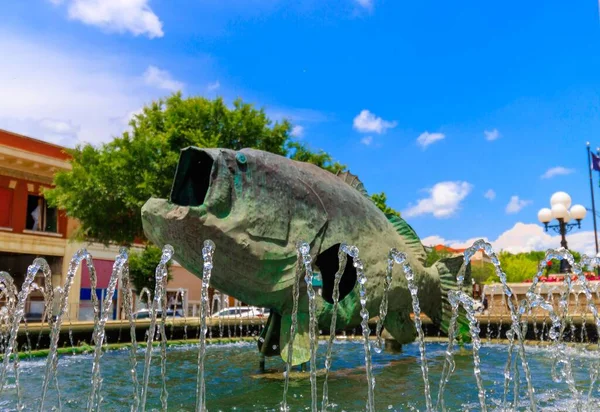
[{"left": 1, "top": 0, "right": 600, "bottom": 254}]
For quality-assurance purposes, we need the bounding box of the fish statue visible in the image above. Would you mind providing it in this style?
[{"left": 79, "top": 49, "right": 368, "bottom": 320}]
[{"left": 141, "top": 147, "right": 472, "bottom": 365}]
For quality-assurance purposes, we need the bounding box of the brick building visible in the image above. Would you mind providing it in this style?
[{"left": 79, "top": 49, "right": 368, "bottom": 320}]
[
  {"left": 0, "top": 129, "right": 72, "bottom": 319},
  {"left": 0, "top": 128, "right": 237, "bottom": 320}
]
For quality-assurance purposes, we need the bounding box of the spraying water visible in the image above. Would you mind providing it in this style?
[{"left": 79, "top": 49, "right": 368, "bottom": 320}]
[
  {"left": 195, "top": 239, "right": 216, "bottom": 412},
  {"left": 341, "top": 244, "right": 375, "bottom": 412},
  {"left": 0, "top": 272, "right": 20, "bottom": 408},
  {"left": 373, "top": 251, "right": 394, "bottom": 354},
  {"left": 118, "top": 260, "right": 141, "bottom": 411},
  {"left": 5, "top": 239, "right": 600, "bottom": 411},
  {"left": 467, "top": 239, "right": 537, "bottom": 411},
  {"left": 87, "top": 248, "right": 128, "bottom": 412},
  {"left": 389, "top": 248, "right": 433, "bottom": 411},
  {"left": 0, "top": 259, "right": 49, "bottom": 398},
  {"left": 139, "top": 245, "right": 174, "bottom": 411},
  {"left": 321, "top": 244, "right": 348, "bottom": 411},
  {"left": 281, "top": 248, "right": 304, "bottom": 411},
  {"left": 297, "top": 241, "right": 319, "bottom": 412},
  {"left": 40, "top": 250, "right": 93, "bottom": 411}
]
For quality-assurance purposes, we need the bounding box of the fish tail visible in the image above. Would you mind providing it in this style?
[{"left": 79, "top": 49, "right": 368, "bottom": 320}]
[{"left": 435, "top": 256, "right": 472, "bottom": 343}]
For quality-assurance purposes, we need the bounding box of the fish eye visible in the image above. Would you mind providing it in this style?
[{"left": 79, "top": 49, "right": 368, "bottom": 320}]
[{"left": 235, "top": 152, "right": 247, "bottom": 165}]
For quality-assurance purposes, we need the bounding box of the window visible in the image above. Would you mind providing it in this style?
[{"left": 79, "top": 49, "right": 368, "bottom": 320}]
[
  {"left": 0, "top": 187, "right": 13, "bottom": 228},
  {"left": 26, "top": 195, "right": 57, "bottom": 233}
]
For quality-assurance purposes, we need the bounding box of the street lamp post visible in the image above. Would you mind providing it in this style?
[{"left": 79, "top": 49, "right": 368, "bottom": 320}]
[{"left": 537, "top": 191, "right": 587, "bottom": 273}]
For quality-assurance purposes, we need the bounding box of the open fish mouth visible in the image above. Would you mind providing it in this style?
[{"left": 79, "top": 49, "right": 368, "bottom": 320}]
[
  {"left": 141, "top": 148, "right": 219, "bottom": 248},
  {"left": 170, "top": 148, "right": 216, "bottom": 207}
]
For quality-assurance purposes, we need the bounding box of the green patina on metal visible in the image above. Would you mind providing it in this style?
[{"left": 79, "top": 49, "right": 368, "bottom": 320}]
[
  {"left": 234, "top": 172, "right": 243, "bottom": 197},
  {"left": 141, "top": 147, "right": 472, "bottom": 365}
]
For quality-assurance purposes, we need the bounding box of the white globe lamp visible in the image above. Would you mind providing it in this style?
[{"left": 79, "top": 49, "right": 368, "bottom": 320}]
[
  {"left": 570, "top": 204, "right": 587, "bottom": 221},
  {"left": 540, "top": 192, "right": 586, "bottom": 274},
  {"left": 551, "top": 203, "right": 568, "bottom": 220},
  {"left": 550, "top": 191, "right": 572, "bottom": 209},
  {"left": 537, "top": 208, "right": 552, "bottom": 224}
]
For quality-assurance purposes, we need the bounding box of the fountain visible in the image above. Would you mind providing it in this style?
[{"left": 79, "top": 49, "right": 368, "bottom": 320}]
[
  {"left": 0, "top": 241, "right": 599, "bottom": 410},
  {"left": 3, "top": 147, "right": 600, "bottom": 410}
]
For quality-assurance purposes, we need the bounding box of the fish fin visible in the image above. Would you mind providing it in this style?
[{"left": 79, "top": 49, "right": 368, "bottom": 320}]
[
  {"left": 386, "top": 214, "right": 428, "bottom": 266},
  {"left": 383, "top": 311, "right": 417, "bottom": 344},
  {"left": 279, "top": 312, "right": 311, "bottom": 366},
  {"left": 335, "top": 170, "right": 369, "bottom": 197},
  {"left": 435, "top": 256, "right": 472, "bottom": 343},
  {"left": 258, "top": 311, "right": 282, "bottom": 357}
]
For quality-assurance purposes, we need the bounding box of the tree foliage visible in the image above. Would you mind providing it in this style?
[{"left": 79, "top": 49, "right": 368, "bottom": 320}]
[
  {"left": 286, "top": 141, "right": 346, "bottom": 174},
  {"left": 471, "top": 262, "right": 496, "bottom": 285},
  {"left": 475, "top": 250, "right": 586, "bottom": 284},
  {"left": 424, "top": 247, "right": 453, "bottom": 267},
  {"left": 128, "top": 245, "right": 172, "bottom": 301},
  {"left": 425, "top": 246, "right": 587, "bottom": 285},
  {"left": 371, "top": 192, "right": 401, "bottom": 218},
  {"left": 45, "top": 93, "right": 399, "bottom": 246}
]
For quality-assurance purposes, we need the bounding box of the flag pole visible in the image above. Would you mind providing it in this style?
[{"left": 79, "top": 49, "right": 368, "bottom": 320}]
[
  {"left": 587, "top": 142, "right": 599, "bottom": 260},
  {"left": 597, "top": 146, "right": 600, "bottom": 184}
]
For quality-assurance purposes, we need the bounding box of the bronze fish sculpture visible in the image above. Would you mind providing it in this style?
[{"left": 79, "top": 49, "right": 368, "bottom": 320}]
[{"left": 141, "top": 147, "right": 471, "bottom": 365}]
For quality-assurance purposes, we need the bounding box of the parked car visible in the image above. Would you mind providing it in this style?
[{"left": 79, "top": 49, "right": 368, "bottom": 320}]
[
  {"left": 133, "top": 308, "right": 183, "bottom": 319},
  {"left": 210, "top": 306, "right": 269, "bottom": 318}
]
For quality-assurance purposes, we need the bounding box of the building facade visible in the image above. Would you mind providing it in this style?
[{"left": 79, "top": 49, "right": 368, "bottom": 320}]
[
  {"left": 0, "top": 129, "right": 222, "bottom": 320},
  {"left": 0, "top": 129, "right": 75, "bottom": 319}
]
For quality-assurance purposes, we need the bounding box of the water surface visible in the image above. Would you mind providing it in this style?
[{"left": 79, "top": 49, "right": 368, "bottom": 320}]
[{"left": 1, "top": 340, "right": 599, "bottom": 411}]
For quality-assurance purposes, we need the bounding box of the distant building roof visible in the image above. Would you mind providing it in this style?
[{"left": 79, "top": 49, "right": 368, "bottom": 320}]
[
  {"left": 0, "top": 128, "right": 70, "bottom": 161},
  {"left": 0, "top": 128, "right": 72, "bottom": 183},
  {"left": 434, "top": 244, "right": 466, "bottom": 254}
]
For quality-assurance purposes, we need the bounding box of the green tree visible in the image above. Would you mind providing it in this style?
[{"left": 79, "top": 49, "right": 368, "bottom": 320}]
[
  {"left": 46, "top": 93, "right": 400, "bottom": 246},
  {"left": 286, "top": 141, "right": 346, "bottom": 174},
  {"left": 471, "top": 262, "right": 496, "bottom": 285},
  {"left": 46, "top": 94, "right": 294, "bottom": 245},
  {"left": 497, "top": 252, "right": 541, "bottom": 283},
  {"left": 128, "top": 245, "right": 172, "bottom": 302},
  {"left": 484, "top": 250, "right": 587, "bottom": 283},
  {"left": 425, "top": 246, "right": 453, "bottom": 267},
  {"left": 370, "top": 192, "right": 401, "bottom": 218}
]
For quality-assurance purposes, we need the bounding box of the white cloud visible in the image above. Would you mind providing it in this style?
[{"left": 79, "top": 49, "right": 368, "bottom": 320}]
[
  {"left": 541, "top": 166, "right": 575, "bottom": 179},
  {"left": 39, "top": 118, "right": 79, "bottom": 135},
  {"left": 143, "top": 66, "right": 184, "bottom": 92},
  {"left": 207, "top": 80, "right": 220, "bottom": 91},
  {"left": 0, "top": 32, "right": 193, "bottom": 147},
  {"left": 291, "top": 125, "right": 304, "bottom": 138},
  {"left": 360, "top": 136, "right": 373, "bottom": 146},
  {"left": 54, "top": 0, "right": 164, "bottom": 38},
  {"left": 353, "top": 110, "right": 396, "bottom": 134},
  {"left": 416, "top": 131, "right": 445, "bottom": 148},
  {"left": 505, "top": 195, "right": 532, "bottom": 214},
  {"left": 423, "top": 223, "right": 598, "bottom": 257},
  {"left": 403, "top": 181, "right": 473, "bottom": 218},
  {"left": 355, "top": 0, "right": 373, "bottom": 10},
  {"left": 484, "top": 189, "right": 496, "bottom": 201},
  {"left": 484, "top": 128, "right": 500, "bottom": 141},
  {"left": 38, "top": 119, "right": 81, "bottom": 145},
  {"left": 421, "top": 235, "right": 460, "bottom": 247}
]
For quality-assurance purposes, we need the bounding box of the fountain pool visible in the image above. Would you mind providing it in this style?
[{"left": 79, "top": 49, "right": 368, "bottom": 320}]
[
  {"left": 4, "top": 240, "right": 600, "bottom": 411},
  {"left": 1, "top": 340, "right": 599, "bottom": 411}
]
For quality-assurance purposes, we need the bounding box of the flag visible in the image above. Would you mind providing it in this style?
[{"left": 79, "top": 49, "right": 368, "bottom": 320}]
[{"left": 592, "top": 152, "right": 600, "bottom": 172}]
